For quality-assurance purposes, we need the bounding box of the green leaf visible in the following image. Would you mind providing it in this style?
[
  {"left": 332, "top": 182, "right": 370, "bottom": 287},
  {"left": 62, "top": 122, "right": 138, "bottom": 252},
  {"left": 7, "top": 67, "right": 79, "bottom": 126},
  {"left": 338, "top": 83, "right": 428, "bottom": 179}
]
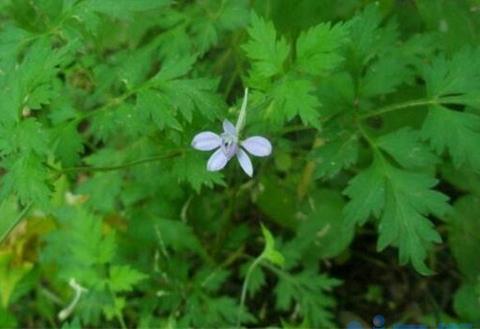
[
  {"left": 346, "top": 4, "right": 398, "bottom": 66},
  {"left": 260, "top": 224, "right": 284, "bottom": 267},
  {"left": 422, "top": 105, "right": 480, "bottom": 170},
  {"left": 84, "top": 0, "right": 170, "bottom": 20},
  {"left": 136, "top": 89, "right": 181, "bottom": 131},
  {"left": 42, "top": 208, "right": 117, "bottom": 281},
  {"left": 274, "top": 270, "right": 340, "bottom": 328},
  {"left": 377, "top": 128, "right": 437, "bottom": 169},
  {"left": 0, "top": 153, "right": 50, "bottom": 207},
  {"left": 243, "top": 12, "right": 290, "bottom": 78},
  {"left": 240, "top": 264, "right": 265, "bottom": 298},
  {"left": 0, "top": 306, "right": 17, "bottom": 329},
  {"left": 78, "top": 172, "right": 123, "bottom": 213},
  {"left": 160, "top": 78, "right": 224, "bottom": 122},
  {"left": 103, "top": 297, "right": 126, "bottom": 321},
  {"left": 344, "top": 155, "right": 450, "bottom": 274},
  {"left": 0, "top": 252, "right": 33, "bottom": 307},
  {"left": 421, "top": 49, "right": 480, "bottom": 170},
  {"left": 453, "top": 283, "right": 480, "bottom": 324},
  {"left": 155, "top": 218, "right": 203, "bottom": 254},
  {"left": 295, "top": 22, "right": 349, "bottom": 75},
  {"left": 360, "top": 53, "right": 411, "bottom": 97},
  {"left": 0, "top": 198, "right": 21, "bottom": 243},
  {"left": 270, "top": 78, "right": 320, "bottom": 126},
  {"left": 286, "top": 189, "right": 354, "bottom": 262},
  {"left": 0, "top": 119, "right": 49, "bottom": 156},
  {"left": 52, "top": 123, "right": 84, "bottom": 167},
  {"left": 343, "top": 159, "right": 385, "bottom": 226},
  {"left": 313, "top": 131, "right": 359, "bottom": 179},
  {"left": 423, "top": 48, "right": 480, "bottom": 104},
  {"left": 109, "top": 265, "right": 147, "bottom": 292},
  {"left": 448, "top": 195, "right": 480, "bottom": 281},
  {"left": 153, "top": 55, "right": 196, "bottom": 82},
  {"left": 172, "top": 150, "right": 224, "bottom": 192}
]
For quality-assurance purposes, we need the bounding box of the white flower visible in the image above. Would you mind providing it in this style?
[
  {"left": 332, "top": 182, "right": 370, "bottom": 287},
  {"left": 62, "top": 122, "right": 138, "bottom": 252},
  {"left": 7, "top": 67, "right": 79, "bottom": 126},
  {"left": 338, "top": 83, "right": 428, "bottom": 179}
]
[
  {"left": 191, "top": 119, "right": 272, "bottom": 177},
  {"left": 191, "top": 89, "right": 272, "bottom": 177}
]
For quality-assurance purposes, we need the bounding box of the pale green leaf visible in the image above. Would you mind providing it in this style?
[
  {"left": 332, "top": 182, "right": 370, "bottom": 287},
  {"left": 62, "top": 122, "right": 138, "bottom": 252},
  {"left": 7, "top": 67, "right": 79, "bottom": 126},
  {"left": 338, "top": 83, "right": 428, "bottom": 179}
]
[
  {"left": 260, "top": 224, "right": 285, "bottom": 267},
  {"left": 243, "top": 12, "right": 290, "bottom": 78},
  {"left": 295, "top": 22, "right": 349, "bottom": 75},
  {"left": 109, "top": 265, "right": 147, "bottom": 292}
]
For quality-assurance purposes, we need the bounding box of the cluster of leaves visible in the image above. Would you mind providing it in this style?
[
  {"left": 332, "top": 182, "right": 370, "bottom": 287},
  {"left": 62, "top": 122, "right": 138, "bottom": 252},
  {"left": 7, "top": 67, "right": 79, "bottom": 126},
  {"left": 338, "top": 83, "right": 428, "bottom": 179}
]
[{"left": 1, "top": 0, "right": 480, "bottom": 328}]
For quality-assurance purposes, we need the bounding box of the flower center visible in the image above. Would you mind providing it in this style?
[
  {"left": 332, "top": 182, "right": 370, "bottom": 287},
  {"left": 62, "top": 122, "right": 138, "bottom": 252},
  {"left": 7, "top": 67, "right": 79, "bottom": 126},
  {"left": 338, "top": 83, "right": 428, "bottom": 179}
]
[{"left": 220, "top": 133, "right": 238, "bottom": 159}]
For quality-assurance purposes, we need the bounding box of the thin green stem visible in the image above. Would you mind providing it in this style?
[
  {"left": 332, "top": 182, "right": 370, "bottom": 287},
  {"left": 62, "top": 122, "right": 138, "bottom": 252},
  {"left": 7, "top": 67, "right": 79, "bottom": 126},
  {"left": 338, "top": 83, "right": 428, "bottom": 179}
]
[
  {"left": 49, "top": 150, "right": 183, "bottom": 174},
  {"left": 359, "top": 98, "right": 437, "bottom": 119},
  {"left": 236, "top": 255, "right": 263, "bottom": 328}
]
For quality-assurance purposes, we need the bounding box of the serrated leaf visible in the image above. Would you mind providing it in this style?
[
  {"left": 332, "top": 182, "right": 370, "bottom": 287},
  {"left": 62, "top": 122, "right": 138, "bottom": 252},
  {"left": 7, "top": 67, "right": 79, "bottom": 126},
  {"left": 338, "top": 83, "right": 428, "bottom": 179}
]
[
  {"left": 155, "top": 218, "right": 202, "bottom": 253},
  {"left": 343, "top": 159, "right": 385, "bottom": 226},
  {"left": 347, "top": 4, "right": 398, "bottom": 66},
  {"left": 274, "top": 270, "right": 340, "bottom": 328},
  {"left": 153, "top": 55, "right": 196, "bottom": 82},
  {"left": 295, "top": 22, "right": 349, "bottom": 75},
  {"left": 52, "top": 123, "right": 84, "bottom": 167},
  {"left": 422, "top": 105, "right": 480, "bottom": 170},
  {"left": 423, "top": 48, "right": 480, "bottom": 99},
  {"left": 360, "top": 53, "right": 411, "bottom": 97},
  {"left": 344, "top": 155, "right": 450, "bottom": 274},
  {"left": 109, "top": 265, "right": 147, "bottom": 292},
  {"left": 270, "top": 78, "right": 320, "bottom": 126},
  {"left": 243, "top": 12, "right": 290, "bottom": 78},
  {"left": 0, "top": 153, "right": 50, "bottom": 207},
  {"left": 0, "top": 119, "right": 49, "bottom": 156},
  {"left": 136, "top": 89, "right": 181, "bottom": 131},
  {"left": 240, "top": 264, "right": 265, "bottom": 298},
  {"left": 160, "top": 78, "right": 223, "bottom": 122},
  {"left": 377, "top": 164, "right": 447, "bottom": 274},
  {"left": 42, "top": 207, "right": 117, "bottom": 283},
  {"left": 313, "top": 132, "right": 359, "bottom": 179},
  {"left": 377, "top": 128, "right": 437, "bottom": 169},
  {"left": 172, "top": 150, "right": 224, "bottom": 192}
]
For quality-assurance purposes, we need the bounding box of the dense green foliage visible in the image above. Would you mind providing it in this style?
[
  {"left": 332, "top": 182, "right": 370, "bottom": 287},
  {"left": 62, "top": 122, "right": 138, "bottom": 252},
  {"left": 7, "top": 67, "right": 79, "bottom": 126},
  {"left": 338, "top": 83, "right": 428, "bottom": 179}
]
[{"left": 1, "top": 0, "right": 480, "bottom": 328}]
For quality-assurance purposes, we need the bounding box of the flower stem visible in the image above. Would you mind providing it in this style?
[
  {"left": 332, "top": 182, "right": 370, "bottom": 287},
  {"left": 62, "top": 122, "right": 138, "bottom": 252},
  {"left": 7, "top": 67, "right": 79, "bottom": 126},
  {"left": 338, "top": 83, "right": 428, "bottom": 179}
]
[{"left": 236, "top": 255, "right": 263, "bottom": 328}]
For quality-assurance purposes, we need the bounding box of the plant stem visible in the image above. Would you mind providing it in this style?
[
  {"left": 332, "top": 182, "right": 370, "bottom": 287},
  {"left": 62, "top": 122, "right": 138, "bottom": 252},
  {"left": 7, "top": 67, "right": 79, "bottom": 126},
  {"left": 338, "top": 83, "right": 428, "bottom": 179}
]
[
  {"left": 359, "top": 98, "right": 437, "bottom": 119},
  {"left": 49, "top": 150, "right": 183, "bottom": 174},
  {"left": 236, "top": 255, "right": 263, "bottom": 328}
]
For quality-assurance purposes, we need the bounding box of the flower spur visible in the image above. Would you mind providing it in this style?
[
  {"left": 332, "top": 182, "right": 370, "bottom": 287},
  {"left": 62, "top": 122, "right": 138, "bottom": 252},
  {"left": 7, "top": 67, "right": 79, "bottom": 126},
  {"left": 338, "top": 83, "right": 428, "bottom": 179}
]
[{"left": 191, "top": 88, "right": 272, "bottom": 177}]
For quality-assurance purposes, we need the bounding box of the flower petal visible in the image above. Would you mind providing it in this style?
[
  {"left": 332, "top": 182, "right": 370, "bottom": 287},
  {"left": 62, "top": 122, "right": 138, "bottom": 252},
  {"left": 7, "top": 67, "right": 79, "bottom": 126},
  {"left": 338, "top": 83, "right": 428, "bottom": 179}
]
[
  {"left": 237, "top": 148, "right": 253, "bottom": 177},
  {"left": 191, "top": 132, "right": 221, "bottom": 151},
  {"left": 207, "top": 148, "right": 229, "bottom": 171},
  {"left": 223, "top": 119, "right": 237, "bottom": 136},
  {"left": 241, "top": 136, "right": 272, "bottom": 157}
]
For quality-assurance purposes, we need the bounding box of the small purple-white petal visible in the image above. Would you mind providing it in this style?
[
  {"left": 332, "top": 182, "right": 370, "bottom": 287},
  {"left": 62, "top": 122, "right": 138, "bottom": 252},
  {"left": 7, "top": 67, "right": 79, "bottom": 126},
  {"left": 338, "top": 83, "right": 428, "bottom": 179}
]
[
  {"left": 207, "top": 148, "right": 229, "bottom": 172},
  {"left": 241, "top": 136, "right": 272, "bottom": 157},
  {"left": 237, "top": 148, "right": 253, "bottom": 177},
  {"left": 223, "top": 119, "right": 237, "bottom": 136},
  {"left": 191, "top": 132, "right": 221, "bottom": 151}
]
